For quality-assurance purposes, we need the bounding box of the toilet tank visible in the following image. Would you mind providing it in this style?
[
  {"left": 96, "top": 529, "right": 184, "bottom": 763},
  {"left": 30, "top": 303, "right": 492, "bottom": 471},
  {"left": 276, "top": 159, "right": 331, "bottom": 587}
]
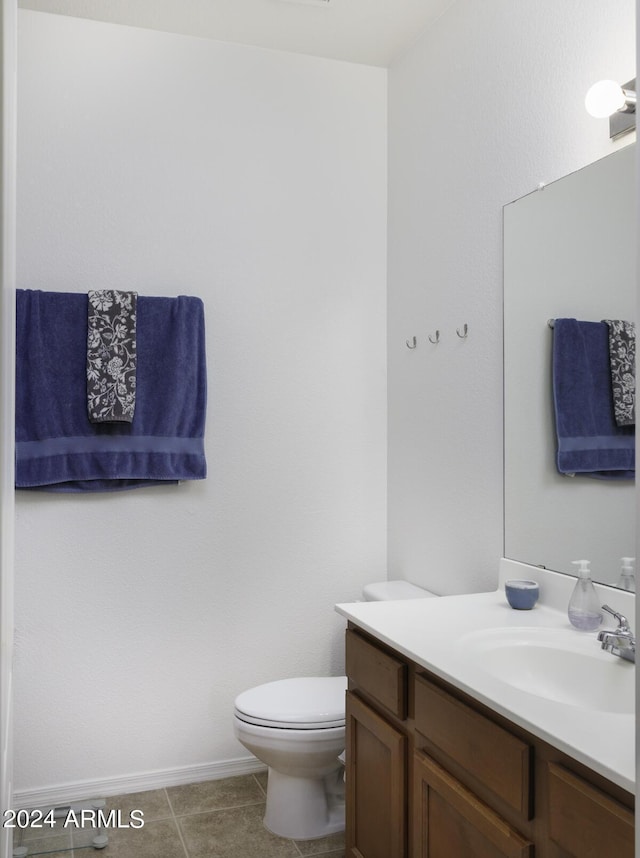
[{"left": 362, "top": 580, "right": 437, "bottom": 601}]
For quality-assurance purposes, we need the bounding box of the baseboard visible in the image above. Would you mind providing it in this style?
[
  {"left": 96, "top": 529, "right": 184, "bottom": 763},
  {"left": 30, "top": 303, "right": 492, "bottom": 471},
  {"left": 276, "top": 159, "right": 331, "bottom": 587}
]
[{"left": 12, "top": 756, "right": 267, "bottom": 810}]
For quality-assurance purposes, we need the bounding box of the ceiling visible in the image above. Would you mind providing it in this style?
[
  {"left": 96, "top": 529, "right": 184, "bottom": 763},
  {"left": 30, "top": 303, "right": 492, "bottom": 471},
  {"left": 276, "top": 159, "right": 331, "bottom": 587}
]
[{"left": 17, "top": 0, "right": 456, "bottom": 67}]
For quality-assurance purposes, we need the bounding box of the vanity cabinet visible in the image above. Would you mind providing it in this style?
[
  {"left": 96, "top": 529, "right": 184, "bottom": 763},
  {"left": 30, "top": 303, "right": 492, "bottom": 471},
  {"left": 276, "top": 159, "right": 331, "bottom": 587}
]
[{"left": 345, "top": 625, "right": 634, "bottom": 858}]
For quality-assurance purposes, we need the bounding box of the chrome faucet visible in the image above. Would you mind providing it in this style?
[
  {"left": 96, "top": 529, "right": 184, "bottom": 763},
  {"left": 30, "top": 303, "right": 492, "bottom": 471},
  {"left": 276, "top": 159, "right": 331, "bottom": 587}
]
[{"left": 597, "top": 605, "right": 635, "bottom": 663}]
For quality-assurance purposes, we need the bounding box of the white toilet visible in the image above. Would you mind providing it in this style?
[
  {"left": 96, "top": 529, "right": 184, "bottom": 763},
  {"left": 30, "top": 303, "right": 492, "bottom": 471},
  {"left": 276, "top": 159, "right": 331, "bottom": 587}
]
[{"left": 233, "top": 579, "right": 436, "bottom": 841}]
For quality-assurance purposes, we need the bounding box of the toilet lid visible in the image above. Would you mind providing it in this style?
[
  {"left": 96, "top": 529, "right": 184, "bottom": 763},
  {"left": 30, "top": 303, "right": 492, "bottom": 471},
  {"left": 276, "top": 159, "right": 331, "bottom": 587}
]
[{"left": 234, "top": 676, "right": 347, "bottom": 729}]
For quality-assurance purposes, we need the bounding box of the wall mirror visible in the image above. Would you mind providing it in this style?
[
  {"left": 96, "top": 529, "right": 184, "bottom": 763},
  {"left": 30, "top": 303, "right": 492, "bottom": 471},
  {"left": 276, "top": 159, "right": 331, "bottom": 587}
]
[{"left": 503, "top": 142, "right": 635, "bottom": 589}]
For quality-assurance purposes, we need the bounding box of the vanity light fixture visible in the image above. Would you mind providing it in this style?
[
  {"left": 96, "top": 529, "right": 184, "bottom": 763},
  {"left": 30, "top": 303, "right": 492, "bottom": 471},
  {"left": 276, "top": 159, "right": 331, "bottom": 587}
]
[{"left": 585, "top": 78, "right": 636, "bottom": 139}]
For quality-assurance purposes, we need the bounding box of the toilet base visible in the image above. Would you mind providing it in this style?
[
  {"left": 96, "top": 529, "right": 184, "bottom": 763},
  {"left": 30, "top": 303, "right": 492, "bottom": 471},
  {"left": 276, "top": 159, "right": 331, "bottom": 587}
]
[{"left": 263, "top": 766, "right": 345, "bottom": 841}]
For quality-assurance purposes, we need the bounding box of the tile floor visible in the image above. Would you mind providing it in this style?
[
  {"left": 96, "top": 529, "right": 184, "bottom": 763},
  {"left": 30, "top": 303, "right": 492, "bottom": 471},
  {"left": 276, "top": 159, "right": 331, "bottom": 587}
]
[{"left": 14, "top": 772, "right": 345, "bottom": 858}]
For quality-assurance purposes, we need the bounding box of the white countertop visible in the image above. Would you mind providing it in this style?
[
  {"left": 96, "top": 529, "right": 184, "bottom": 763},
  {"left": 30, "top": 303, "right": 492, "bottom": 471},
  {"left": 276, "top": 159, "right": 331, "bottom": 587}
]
[{"left": 336, "top": 560, "right": 635, "bottom": 794}]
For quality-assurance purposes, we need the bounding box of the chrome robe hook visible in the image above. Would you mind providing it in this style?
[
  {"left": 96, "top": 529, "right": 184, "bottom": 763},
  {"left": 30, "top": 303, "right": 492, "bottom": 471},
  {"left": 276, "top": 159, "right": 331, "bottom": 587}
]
[
  {"left": 456, "top": 323, "right": 468, "bottom": 339},
  {"left": 428, "top": 330, "right": 440, "bottom": 344}
]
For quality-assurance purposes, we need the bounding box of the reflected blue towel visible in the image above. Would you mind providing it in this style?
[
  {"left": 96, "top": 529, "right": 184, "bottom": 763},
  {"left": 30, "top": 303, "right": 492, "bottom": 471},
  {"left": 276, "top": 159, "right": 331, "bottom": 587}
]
[
  {"left": 552, "top": 318, "right": 634, "bottom": 479},
  {"left": 16, "top": 289, "right": 207, "bottom": 491}
]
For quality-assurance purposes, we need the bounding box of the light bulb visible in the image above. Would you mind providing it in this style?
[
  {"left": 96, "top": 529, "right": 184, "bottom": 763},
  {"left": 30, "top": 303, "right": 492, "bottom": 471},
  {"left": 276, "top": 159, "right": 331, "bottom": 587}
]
[{"left": 585, "top": 80, "right": 626, "bottom": 118}]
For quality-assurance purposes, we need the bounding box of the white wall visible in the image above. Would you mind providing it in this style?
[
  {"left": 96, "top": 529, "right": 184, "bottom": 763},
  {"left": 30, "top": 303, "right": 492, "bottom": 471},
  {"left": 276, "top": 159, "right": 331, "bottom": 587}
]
[
  {"left": 387, "top": 0, "right": 636, "bottom": 595},
  {"left": 14, "top": 11, "right": 387, "bottom": 795}
]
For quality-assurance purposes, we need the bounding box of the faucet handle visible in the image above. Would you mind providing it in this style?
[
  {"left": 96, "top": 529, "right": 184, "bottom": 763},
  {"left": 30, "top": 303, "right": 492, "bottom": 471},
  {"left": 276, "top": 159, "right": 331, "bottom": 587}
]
[{"left": 601, "top": 604, "right": 631, "bottom": 631}]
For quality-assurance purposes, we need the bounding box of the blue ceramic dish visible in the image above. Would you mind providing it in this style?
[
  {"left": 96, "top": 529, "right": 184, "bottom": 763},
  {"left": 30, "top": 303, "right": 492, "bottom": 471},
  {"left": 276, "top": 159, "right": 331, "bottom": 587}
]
[{"left": 505, "top": 579, "right": 539, "bottom": 610}]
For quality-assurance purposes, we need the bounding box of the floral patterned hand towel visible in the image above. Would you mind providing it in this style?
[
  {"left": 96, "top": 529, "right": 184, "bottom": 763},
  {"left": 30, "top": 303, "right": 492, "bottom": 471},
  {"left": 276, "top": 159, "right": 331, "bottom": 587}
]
[
  {"left": 603, "top": 319, "right": 635, "bottom": 427},
  {"left": 87, "top": 289, "right": 137, "bottom": 423}
]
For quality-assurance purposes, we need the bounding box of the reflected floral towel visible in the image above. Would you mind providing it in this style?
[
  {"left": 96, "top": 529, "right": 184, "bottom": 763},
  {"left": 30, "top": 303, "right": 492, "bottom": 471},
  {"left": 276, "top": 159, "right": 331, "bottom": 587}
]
[
  {"left": 603, "top": 319, "right": 635, "bottom": 427},
  {"left": 87, "top": 290, "right": 137, "bottom": 423}
]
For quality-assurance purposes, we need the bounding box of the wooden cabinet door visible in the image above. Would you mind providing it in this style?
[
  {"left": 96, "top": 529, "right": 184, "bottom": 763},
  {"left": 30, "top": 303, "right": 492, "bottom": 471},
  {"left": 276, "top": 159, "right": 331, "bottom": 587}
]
[
  {"left": 413, "top": 751, "right": 534, "bottom": 858},
  {"left": 346, "top": 690, "right": 406, "bottom": 858}
]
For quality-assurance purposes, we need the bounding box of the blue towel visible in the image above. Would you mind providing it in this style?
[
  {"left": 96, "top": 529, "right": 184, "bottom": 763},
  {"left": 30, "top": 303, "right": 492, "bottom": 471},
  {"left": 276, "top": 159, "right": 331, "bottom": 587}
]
[
  {"left": 552, "top": 318, "right": 634, "bottom": 479},
  {"left": 16, "top": 289, "right": 207, "bottom": 491}
]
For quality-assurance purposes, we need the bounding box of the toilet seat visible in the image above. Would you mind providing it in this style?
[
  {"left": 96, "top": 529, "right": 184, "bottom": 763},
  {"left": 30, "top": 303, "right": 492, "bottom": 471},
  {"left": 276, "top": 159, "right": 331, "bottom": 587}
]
[{"left": 234, "top": 676, "right": 347, "bottom": 730}]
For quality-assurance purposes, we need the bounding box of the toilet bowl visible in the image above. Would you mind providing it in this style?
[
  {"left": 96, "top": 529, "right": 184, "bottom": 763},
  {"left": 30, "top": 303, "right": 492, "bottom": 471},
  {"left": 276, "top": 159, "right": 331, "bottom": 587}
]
[
  {"left": 234, "top": 676, "right": 347, "bottom": 840},
  {"left": 233, "top": 579, "right": 436, "bottom": 841}
]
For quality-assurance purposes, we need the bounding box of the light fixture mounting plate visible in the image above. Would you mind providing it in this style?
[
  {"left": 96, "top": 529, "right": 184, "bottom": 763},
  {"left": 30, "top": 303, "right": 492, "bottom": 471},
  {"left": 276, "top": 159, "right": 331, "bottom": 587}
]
[{"left": 278, "top": 0, "right": 331, "bottom": 5}]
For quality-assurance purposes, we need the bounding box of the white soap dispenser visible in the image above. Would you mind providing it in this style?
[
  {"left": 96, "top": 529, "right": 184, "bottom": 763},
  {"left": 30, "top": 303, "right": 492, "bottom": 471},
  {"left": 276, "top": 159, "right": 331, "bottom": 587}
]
[
  {"left": 568, "top": 560, "right": 602, "bottom": 631},
  {"left": 618, "top": 557, "right": 635, "bottom": 592}
]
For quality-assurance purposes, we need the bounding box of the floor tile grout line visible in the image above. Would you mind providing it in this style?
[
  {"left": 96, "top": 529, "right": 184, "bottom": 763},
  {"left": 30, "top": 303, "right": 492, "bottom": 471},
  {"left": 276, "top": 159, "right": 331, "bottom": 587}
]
[
  {"left": 252, "top": 771, "right": 268, "bottom": 798},
  {"left": 164, "top": 787, "right": 190, "bottom": 858},
  {"left": 171, "top": 799, "right": 265, "bottom": 819}
]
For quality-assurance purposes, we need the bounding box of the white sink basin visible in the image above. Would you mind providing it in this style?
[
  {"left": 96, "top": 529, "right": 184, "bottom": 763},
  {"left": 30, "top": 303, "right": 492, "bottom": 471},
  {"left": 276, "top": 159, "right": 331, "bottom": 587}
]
[{"left": 460, "top": 627, "right": 634, "bottom": 715}]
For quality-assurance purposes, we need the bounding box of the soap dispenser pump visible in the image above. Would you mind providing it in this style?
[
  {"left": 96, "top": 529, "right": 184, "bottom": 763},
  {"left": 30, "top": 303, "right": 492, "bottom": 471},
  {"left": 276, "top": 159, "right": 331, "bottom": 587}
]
[
  {"left": 568, "top": 560, "right": 602, "bottom": 631},
  {"left": 618, "top": 557, "right": 635, "bottom": 592}
]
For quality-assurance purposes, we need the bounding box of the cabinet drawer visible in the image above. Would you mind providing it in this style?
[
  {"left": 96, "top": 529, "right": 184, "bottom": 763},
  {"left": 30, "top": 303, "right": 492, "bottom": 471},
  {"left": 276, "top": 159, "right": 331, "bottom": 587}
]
[
  {"left": 548, "top": 763, "right": 634, "bottom": 858},
  {"left": 346, "top": 629, "right": 407, "bottom": 719},
  {"left": 414, "top": 674, "right": 532, "bottom": 819}
]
